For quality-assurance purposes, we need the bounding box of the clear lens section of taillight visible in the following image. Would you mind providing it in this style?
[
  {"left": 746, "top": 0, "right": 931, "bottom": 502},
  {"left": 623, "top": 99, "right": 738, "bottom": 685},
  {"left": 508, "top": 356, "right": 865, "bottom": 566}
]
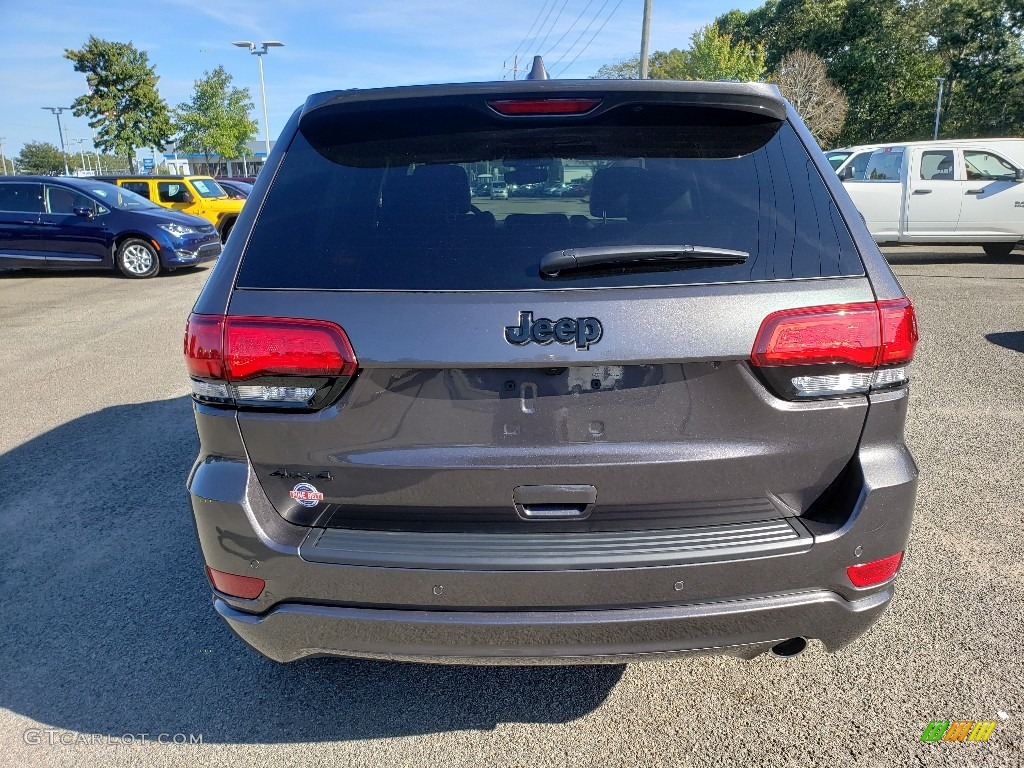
[
  {"left": 184, "top": 313, "right": 357, "bottom": 408},
  {"left": 790, "top": 372, "right": 873, "bottom": 397},
  {"left": 752, "top": 299, "right": 918, "bottom": 399},
  {"left": 231, "top": 384, "right": 318, "bottom": 402},
  {"left": 190, "top": 379, "right": 232, "bottom": 400}
]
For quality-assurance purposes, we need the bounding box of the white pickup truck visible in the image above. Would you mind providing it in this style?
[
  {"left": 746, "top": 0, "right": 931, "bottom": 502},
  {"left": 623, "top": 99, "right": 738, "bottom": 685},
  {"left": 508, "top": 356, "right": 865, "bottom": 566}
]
[{"left": 840, "top": 139, "right": 1024, "bottom": 257}]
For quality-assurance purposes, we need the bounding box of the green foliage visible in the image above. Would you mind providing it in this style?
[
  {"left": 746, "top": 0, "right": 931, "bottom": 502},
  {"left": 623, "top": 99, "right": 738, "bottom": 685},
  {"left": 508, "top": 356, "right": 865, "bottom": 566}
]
[
  {"left": 174, "top": 66, "right": 258, "bottom": 172},
  {"left": 649, "top": 49, "right": 690, "bottom": 79},
  {"left": 930, "top": 0, "right": 1024, "bottom": 136},
  {"left": 682, "top": 25, "right": 766, "bottom": 81},
  {"left": 593, "top": 31, "right": 763, "bottom": 82},
  {"left": 714, "top": 0, "right": 1024, "bottom": 145},
  {"left": 16, "top": 141, "right": 71, "bottom": 175},
  {"left": 592, "top": 49, "right": 689, "bottom": 79},
  {"left": 593, "top": 56, "right": 641, "bottom": 79},
  {"left": 64, "top": 36, "right": 173, "bottom": 173}
]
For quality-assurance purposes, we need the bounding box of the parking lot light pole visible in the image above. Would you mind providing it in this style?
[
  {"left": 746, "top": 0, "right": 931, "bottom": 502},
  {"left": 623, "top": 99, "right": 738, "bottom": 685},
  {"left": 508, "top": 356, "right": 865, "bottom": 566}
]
[
  {"left": 932, "top": 77, "right": 945, "bottom": 140},
  {"left": 69, "top": 138, "right": 89, "bottom": 174},
  {"left": 233, "top": 41, "right": 284, "bottom": 164},
  {"left": 42, "top": 107, "right": 72, "bottom": 176}
]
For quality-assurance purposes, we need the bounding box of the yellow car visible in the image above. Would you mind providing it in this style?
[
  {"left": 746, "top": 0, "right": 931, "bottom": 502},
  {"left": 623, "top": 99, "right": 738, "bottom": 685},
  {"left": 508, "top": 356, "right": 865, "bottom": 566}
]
[{"left": 96, "top": 175, "right": 244, "bottom": 242}]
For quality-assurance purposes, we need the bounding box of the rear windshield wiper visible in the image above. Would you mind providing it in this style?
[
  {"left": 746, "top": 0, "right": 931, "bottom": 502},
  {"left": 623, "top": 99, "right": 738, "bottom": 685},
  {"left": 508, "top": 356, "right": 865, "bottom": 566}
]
[{"left": 540, "top": 245, "right": 749, "bottom": 276}]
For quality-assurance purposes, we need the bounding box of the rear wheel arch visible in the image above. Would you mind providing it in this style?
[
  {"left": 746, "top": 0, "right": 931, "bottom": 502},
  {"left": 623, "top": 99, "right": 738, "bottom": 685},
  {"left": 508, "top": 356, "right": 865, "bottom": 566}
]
[{"left": 220, "top": 215, "right": 238, "bottom": 243}]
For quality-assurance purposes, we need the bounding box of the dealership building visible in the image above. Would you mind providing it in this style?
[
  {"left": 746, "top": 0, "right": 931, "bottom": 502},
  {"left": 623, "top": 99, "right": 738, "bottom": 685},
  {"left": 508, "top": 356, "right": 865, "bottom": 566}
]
[{"left": 162, "top": 139, "right": 276, "bottom": 176}]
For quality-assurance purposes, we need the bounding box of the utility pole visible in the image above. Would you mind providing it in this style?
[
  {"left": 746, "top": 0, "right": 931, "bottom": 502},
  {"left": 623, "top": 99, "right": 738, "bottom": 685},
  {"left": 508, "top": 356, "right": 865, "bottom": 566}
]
[
  {"left": 502, "top": 55, "right": 519, "bottom": 80},
  {"left": 639, "top": 0, "right": 653, "bottom": 79},
  {"left": 70, "top": 138, "right": 89, "bottom": 174},
  {"left": 0, "top": 137, "right": 7, "bottom": 175},
  {"left": 42, "top": 107, "right": 72, "bottom": 176},
  {"left": 932, "top": 77, "right": 945, "bottom": 140}
]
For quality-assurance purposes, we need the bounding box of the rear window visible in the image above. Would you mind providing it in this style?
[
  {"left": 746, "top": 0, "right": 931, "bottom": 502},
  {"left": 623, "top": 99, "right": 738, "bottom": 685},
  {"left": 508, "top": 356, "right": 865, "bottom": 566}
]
[
  {"left": 237, "top": 106, "right": 863, "bottom": 291},
  {"left": 0, "top": 182, "right": 43, "bottom": 213}
]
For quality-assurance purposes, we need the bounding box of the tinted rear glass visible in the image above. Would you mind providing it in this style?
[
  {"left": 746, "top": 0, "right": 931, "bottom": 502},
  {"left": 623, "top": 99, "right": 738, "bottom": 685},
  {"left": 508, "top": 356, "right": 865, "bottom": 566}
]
[
  {"left": 238, "top": 106, "right": 863, "bottom": 291},
  {"left": 0, "top": 183, "right": 43, "bottom": 213}
]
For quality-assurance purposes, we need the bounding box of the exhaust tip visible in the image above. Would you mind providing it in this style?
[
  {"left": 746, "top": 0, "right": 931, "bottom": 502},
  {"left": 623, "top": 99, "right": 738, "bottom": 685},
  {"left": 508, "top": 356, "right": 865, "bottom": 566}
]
[{"left": 770, "top": 637, "right": 807, "bottom": 658}]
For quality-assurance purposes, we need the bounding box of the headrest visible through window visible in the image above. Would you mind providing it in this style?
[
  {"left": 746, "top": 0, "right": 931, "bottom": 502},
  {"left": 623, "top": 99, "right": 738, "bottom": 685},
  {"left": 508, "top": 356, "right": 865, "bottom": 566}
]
[{"left": 589, "top": 166, "right": 645, "bottom": 219}]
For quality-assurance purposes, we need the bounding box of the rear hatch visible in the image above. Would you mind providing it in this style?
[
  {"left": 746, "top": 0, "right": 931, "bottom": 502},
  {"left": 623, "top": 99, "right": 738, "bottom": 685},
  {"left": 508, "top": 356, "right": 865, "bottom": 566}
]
[{"left": 213, "top": 82, "right": 878, "bottom": 533}]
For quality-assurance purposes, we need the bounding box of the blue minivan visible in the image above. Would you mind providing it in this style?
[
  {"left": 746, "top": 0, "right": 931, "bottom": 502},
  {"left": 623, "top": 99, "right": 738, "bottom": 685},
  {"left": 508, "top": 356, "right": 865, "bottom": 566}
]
[{"left": 0, "top": 176, "right": 221, "bottom": 278}]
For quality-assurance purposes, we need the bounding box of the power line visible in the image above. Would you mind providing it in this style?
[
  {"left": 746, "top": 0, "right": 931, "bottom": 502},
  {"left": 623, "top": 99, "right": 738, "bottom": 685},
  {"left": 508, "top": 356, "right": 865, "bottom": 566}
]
[
  {"left": 534, "top": 0, "right": 570, "bottom": 56},
  {"left": 548, "top": 0, "right": 611, "bottom": 70},
  {"left": 554, "top": 0, "right": 625, "bottom": 77},
  {"left": 507, "top": 0, "right": 555, "bottom": 74},
  {"left": 543, "top": 0, "right": 596, "bottom": 58}
]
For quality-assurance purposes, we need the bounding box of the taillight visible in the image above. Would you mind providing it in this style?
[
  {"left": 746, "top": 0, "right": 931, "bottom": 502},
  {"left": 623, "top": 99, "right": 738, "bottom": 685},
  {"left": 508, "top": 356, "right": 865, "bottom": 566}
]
[
  {"left": 877, "top": 298, "right": 918, "bottom": 365},
  {"left": 847, "top": 552, "right": 904, "bottom": 588},
  {"left": 184, "top": 314, "right": 358, "bottom": 408},
  {"left": 751, "top": 299, "right": 918, "bottom": 399},
  {"left": 487, "top": 98, "right": 602, "bottom": 116}
]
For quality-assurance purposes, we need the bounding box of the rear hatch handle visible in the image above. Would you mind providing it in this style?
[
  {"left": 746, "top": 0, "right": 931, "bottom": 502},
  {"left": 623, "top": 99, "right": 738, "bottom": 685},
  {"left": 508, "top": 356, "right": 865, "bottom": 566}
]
[{"left": 513, "top": 485, "right": 597, "bottom": 520}]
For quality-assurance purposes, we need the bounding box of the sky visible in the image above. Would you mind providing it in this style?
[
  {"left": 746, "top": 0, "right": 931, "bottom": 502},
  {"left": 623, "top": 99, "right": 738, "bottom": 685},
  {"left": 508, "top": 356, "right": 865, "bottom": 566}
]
[{"left": 0, "top": 0, "right": 758, "bottom": 161}]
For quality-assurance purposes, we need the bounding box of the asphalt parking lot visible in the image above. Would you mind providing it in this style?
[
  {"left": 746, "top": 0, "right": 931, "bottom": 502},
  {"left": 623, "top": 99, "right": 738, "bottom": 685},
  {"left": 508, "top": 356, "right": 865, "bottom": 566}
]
[{"left": 1, "top": 246, "right": 1022, "bottom": 767}]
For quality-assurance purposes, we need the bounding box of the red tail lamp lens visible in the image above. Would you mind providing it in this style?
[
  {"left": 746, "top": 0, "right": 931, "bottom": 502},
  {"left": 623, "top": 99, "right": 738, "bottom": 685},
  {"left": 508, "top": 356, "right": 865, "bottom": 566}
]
[
  {"left": 224, "top": 317, "right": 356, "bottom": 380},
  {"left": 184, "top": 314, "right": 225, "bottom": 379},
  {"left": 752, "top": 303, "right": 881, "bottom": 368},
  {"left": 877, "top": 298, "right": 919, "bottom": 365},
  {"left": 487, "top": 98, "right": 602, "bottom": 116},
  {"left": 847, "top": 552, "right": 904, "bottom": 587},
  {"left": 185, "top": 314, "right": 357, "bottom": 382},
  {"left": 751, "top": 300, "right": 919, "bottom": 369},
  {"left": 206, "top": 566, "right": 265, "bottom": 599}
]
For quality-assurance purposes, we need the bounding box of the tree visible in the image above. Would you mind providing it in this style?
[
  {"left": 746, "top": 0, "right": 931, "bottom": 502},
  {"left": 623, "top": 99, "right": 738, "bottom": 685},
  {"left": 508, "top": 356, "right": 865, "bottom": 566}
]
[
  {"left": 593, "top": 49, "right": 689, "bottom": 79},
  {"left": 929, "top": 0, "right": 1024, "bottom": 136},
  {"left": 16, "top": 142, "right": 71, "bottom": 175},
  {"left": 594, "top": 28, "right": 763, "bottom": 82},
  {"left": 64, "top": 36, "right": 173, "bottom": 173},
  {"left": 594, "top": 56, "right": 641, "bottom": 79},
  {"left": 174, "top": 66, "right": 258, "bottom": 174},
  {"left": 682, "top": 25, "right": 766, "bottom": 81},
  {"left": 771, "top": 50, "right": 848, "bottom": 144},
  {"left": 711, "top": 0, "right": 1024, "bottom": 144}
]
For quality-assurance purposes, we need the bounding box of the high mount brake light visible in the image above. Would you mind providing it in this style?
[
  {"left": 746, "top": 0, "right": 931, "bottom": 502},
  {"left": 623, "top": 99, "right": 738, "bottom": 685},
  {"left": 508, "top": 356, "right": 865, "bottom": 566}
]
[
  {"left": 184, "top": 314, "right": 358, "bottom": 407},
  {"left": 487, "top": 98, "right": 602, "bottom": 116},
  {"left": 751, "top": 299, "right": 918, "bottom": 399}
]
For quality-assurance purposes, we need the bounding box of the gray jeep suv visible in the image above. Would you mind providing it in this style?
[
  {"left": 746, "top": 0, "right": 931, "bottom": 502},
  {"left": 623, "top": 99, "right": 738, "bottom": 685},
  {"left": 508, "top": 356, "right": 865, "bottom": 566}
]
[{"left": 185, "top": 76, "right": 919, "bottom": 664}]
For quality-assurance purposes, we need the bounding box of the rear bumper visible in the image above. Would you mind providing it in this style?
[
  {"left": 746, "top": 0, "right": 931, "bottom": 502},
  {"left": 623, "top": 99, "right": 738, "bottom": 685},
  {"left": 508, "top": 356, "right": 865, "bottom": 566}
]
[
  {"left": 188, "top": 388, "right": 917, "bottom": 664},
  {"left": 214, "top": 588, "right": 892, "bottom": 664}
]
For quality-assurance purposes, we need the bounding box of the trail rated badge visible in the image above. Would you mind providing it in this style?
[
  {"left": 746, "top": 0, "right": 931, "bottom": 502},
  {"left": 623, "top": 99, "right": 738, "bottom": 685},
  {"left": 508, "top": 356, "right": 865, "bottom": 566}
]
[{"left": 289, "top": 483, "right": 324, "bottom": 508}]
